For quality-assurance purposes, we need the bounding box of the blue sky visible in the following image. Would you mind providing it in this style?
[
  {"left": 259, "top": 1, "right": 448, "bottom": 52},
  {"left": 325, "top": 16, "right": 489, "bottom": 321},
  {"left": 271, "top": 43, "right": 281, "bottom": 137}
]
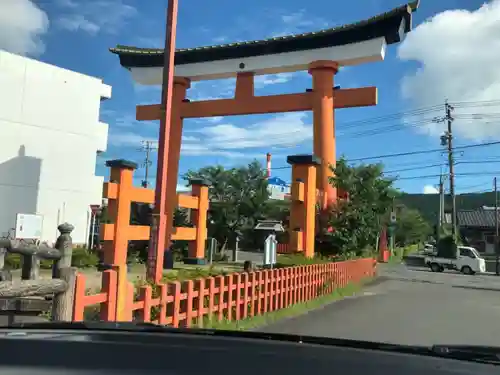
[{"left": 5, "top": 0, "right": 500, "bottom": 195}]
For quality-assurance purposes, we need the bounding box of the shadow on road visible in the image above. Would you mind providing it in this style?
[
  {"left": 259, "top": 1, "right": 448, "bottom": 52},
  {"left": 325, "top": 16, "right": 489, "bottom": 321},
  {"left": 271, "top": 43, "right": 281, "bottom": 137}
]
[{"left": 451, "top": 284, "right": 500, "bottom": 292}]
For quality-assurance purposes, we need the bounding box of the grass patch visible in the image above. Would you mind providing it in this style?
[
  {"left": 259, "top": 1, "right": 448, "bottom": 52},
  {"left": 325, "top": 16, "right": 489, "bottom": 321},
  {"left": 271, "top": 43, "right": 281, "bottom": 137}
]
[
  {"left": 203, "top": 279, "right": 372, "bottom": 331},
  {"left": 275, "top": 253, "right": 331, "bottom": 267},
  {"left": 389, "top": 244, "right": 420, "bottom": 264}
]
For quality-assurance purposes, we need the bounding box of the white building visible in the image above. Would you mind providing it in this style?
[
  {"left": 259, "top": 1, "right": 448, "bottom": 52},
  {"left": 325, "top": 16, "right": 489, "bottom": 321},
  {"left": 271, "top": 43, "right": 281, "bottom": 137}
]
[
  {"left": 267, "top": 177, "right": 291, "bottom": 201},
  {"left": 0, "top": 50, "right": 110, "bottom": 245}
]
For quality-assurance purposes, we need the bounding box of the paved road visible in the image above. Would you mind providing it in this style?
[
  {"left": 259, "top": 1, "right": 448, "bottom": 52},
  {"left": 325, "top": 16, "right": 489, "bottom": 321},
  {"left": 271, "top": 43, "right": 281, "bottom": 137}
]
[{"left": 260, "top": 263, "right": 500, "bottom": 347}]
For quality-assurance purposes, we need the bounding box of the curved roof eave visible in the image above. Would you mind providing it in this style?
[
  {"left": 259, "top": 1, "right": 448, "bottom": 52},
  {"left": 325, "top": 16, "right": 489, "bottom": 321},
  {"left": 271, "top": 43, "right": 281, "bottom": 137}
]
[{"left": 111, "top": 1, "right": 419, "bottom": 68}]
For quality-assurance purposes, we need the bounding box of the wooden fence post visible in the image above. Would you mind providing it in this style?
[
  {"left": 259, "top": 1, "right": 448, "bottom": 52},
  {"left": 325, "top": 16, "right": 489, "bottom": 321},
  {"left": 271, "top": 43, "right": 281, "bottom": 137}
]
[
  {"left": 52, "top": 223, "right": 76, "bottom": 321},
  {"left": 185, "top": 179, "right": 210, "bottom": 264}
]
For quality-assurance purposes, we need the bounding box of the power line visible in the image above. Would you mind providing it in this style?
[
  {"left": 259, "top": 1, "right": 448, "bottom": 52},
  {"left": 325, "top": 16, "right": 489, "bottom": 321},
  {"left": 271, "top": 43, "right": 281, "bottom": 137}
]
[
  {"left": 385, "top": 160, "right": 500, "bottom": 174},
  {"left": 388, "top": 171, "right": 500, "bottom": 181},
  {"left": 270, "top": 140, "right": 500, "bottom": 170},
  {"left": 384, "top": 163, "right": 445, "bottom": 174},
  {"left": 352, "top": 140, "right": 500, "bottom": 162}
]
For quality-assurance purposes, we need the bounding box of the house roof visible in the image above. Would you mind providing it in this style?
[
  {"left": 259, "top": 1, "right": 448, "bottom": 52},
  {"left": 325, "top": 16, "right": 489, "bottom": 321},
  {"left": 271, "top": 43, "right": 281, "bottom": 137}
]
[
  {"left": 110, "top": 1, "right": 419, "bottom": 69},
  {"left": 457, "top": 209, "right": 499, "bottom": 228},
  {"left": 268, "top": 177, "right": 289, "bottom": 186}
]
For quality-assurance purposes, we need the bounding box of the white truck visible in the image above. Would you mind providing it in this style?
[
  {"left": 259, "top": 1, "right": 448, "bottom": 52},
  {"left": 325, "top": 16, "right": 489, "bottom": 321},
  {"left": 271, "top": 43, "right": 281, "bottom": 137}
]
[{"left": 424, "top": 246, "right": 486, "bottom": 275}]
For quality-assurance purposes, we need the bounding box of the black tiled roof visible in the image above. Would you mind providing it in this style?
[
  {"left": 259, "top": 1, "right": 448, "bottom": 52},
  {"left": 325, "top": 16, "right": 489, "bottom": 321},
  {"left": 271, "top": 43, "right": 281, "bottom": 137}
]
[
  {"left": 457, "top": 209, "right": 499, "bottom": 228},
  {"left": 110, "top": 1, "right": 419, "bottom": 68}
]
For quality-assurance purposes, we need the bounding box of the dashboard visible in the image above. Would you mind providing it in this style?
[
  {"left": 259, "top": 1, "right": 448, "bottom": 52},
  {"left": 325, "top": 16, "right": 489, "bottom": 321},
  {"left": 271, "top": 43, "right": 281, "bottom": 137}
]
[{"left": 0, "top": 328, "right": 497, "bottom": 374}]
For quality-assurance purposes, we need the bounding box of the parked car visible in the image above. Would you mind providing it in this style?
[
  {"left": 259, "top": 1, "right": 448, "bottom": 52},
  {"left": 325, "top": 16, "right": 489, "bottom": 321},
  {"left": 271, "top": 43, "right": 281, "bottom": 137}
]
[
  {"left": 425, "top": 246, "right": 486, "bottom": 275},
  {"left": 422, "top": 243, "right": 436, "bottom": 255}
]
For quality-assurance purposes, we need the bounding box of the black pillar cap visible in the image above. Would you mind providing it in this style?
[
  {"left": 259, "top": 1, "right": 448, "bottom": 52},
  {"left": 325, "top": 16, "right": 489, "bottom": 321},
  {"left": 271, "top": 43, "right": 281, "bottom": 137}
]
[
  {"left": 105, "top": 159, "right": 138, "bottom": 170},
  {"left": 286, "top": 154, "right": 322, "bottom": 166},
  {"left": 188, "top": 178, "right": 211, "bottom": 187}
]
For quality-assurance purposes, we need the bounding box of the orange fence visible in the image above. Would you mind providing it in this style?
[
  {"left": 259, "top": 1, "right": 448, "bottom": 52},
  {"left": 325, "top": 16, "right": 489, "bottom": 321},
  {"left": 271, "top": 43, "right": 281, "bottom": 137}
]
[
  {"left": 73, "top": 159, "right": 209, "bottom": 321},
  {"left": 71, "top": 159, "right": 376, "bottom": 324},
  {"left": 73, "top": 257, "right": 376, "bottom": 325},
  {"left": 277, "top": 243, "right": 294, "bottom": 254}
]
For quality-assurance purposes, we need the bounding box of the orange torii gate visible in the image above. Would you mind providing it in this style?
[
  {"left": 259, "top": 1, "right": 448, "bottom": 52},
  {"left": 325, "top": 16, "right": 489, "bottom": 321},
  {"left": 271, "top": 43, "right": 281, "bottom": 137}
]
[{"left": 111, "top": 1, "right": 419, "bottom": 281}]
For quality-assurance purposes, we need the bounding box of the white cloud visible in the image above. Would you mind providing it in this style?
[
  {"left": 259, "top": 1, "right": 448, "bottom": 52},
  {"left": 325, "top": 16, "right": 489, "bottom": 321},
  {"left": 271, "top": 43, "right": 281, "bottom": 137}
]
[
  {"left": 254, "top": 73, "right": 296, "bottom": 88},
  {"left": 108, "top": 131, "right": 155, "bottom": 147},
  {"left": 108, "top": 130, "right": 197, "bottom": 148},
  {"left": 106, "top": 112, "right": 310, "bottom": 159},
  {"left": 206, "top": 116, "right": 224, "bottom": 123},
  {"left": 55, "top": 0, "right": 136, "bottom": 35},
  {"left": 423, "top": 185, "right": 439, "bottom": 194},
  {"left": 212, "top": 36, "right": 228, "bottom": 44},
  {"left": 186, "top": 72, "right": 298, "bottom": 102},
  {"left": 0, "top": 0, "right": 49, "bottom": 56},
  {"left": 176, "top": 184, "right": 190, "bottom": 192},
  {"left": 272, "top": 9, "right": 332, "bottom": 37},
  {"left": 184, "top": 112, "right": 311, "bottom": 153},
  {"left": 398, "top": 1, "right": 500, "bottom": 140}
]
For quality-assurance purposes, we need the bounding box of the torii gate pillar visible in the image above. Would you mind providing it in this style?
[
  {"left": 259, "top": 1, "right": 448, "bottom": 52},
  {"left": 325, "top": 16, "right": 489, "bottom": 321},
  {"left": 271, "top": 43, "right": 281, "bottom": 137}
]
[{"left": 309, "top": 60, "right": 338, "bottom": 209}]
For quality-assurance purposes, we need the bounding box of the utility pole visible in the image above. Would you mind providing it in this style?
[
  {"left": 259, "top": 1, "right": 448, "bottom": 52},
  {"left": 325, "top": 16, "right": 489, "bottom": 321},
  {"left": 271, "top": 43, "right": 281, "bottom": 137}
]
[
  {"left": 495, "top": 177, "right": 499, "bottom": 275},
  {"left": 438, "top": 174, "right": 445, "bottom": 235},
  {"left": 439, "top": 100, "right": 456, "bottom": 238},
  {"left": 138, "top": 140, "right": 157, "bottom": 188},
  {"left": 389, "top": 196, "right": 396, "bottom": 254}
]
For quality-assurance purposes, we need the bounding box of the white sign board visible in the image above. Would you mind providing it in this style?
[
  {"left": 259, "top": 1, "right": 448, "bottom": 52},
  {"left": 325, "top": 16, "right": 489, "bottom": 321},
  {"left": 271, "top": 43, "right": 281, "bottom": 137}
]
[
  {"left": 263, "top": 234, "right": 277, "bottom": 267},
  {"left": 15, "top": 213, "right": 43, "bottom": 239}
]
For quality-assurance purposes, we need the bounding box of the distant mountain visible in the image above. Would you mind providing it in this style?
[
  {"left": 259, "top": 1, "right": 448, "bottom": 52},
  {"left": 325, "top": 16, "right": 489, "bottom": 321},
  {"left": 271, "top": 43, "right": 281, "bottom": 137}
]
[{"left": 398, "top": 191, "right": 496, "bottom": 225}]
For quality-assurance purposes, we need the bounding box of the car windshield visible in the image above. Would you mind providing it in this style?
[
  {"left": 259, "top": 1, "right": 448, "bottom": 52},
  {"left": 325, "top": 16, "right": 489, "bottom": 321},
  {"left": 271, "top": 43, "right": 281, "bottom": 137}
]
[
  {"left": 470, "top": 248, "right": 481, "bottom": 259},
  {"left": 2, "top": 0, "right": 500, "bottom": 361}
]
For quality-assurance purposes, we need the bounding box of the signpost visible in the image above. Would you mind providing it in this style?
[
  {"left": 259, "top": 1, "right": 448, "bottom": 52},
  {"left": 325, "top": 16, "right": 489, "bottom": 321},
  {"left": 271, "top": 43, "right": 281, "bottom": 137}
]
[
  {"left": 15, "top": 213, "right": 43, "bottom": 240},
  {"left": 254, "top": 220, "right": 285, "bottom": 268}
]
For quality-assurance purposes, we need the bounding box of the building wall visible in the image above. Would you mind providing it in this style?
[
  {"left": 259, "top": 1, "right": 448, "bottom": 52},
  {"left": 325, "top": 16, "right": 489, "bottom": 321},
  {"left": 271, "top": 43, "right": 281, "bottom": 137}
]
[
  {"left": 0, "top": 51, "right": 110, "bottom": 245},
  {"left": 460, "top": 227, "right": 496, "bottom": 254}
]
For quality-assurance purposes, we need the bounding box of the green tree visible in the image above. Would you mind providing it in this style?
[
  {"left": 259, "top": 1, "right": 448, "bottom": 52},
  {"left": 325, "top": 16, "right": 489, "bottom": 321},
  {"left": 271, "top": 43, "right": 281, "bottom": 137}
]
[
  {"left": 316, "top": 158, "right": 395, "bottom": 255},
  {"left": 393, "top": 206, "right": 431, "bottom": 246},
  {"left": 183, "top": 160, "right": 270, "bottom": 253}
]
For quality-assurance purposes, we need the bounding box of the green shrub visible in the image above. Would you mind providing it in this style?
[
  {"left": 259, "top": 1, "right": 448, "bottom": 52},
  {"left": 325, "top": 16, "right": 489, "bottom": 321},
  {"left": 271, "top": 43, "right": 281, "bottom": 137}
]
[
  {"left": 275, "top": 253, "right": 331, "bottom": 268},
  {"left": 403, "top": 244, "right": 419, "bottom": 256},
  {"left": 4, "top": 246, "right": 98, "bottom": 270},
  {"left": 71, "top": 247, "right": 99, "bottom": 268},
  {"left": 4, "top": 253, "right": 21, "bottom": 270}
]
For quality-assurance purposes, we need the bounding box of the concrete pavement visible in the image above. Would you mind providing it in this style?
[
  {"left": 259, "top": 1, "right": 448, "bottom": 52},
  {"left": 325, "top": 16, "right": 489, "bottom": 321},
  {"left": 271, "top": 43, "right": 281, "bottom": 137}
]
[{"left": 260, "top": 263, "right": 500, "bottom": 347}]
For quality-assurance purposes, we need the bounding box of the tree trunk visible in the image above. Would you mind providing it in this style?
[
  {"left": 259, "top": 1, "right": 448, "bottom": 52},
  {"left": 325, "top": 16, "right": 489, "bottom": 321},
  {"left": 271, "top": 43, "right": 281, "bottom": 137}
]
[{"left": 219, "top": 239, "right": 228, "bottom": 257}]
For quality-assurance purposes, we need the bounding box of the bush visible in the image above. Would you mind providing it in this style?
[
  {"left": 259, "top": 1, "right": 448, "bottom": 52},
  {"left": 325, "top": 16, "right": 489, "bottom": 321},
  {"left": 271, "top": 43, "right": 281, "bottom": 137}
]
[
  {"left": 275, "top": 253, "right": 331, "bottom": 268},
  {"left": 3, "top": 247, "right": 98, "bottom": 270},
  {"left": 4, "top": 253, "right": 21, "bottom": 270},
  {"left": 71, "top": 247, "right": 99, "bottom": 268}
]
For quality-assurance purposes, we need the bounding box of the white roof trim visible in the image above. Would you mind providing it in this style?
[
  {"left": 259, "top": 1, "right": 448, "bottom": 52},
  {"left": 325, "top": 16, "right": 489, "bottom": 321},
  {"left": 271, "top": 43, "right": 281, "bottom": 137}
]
[{"left": 129, "top": 37, "right": 387, "bottom": 85}]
